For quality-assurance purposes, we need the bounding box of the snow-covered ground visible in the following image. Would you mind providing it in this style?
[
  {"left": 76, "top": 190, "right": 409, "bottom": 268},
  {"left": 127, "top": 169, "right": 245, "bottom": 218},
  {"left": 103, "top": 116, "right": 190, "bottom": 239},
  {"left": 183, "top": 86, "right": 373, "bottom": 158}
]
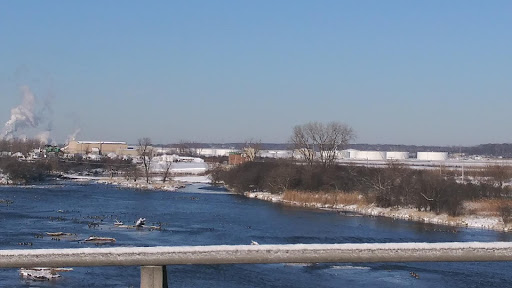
[
  {"left": 0, "top": 173, "right": 7, "bottom": 185},
  {"left": 244, "top": 192, "right": 511, "bottom": 232},
  {"left": 95, "top": 177, "right": 181, "bottom": 191},
  {"left": 151, "top": 155, "right": 208, "bottom": 174},
  {"left": 173, "top": 175, "right": 211, "bottom": 183},
  {"left": 62, "top": 173, "right": 212, "bottom": 191}
]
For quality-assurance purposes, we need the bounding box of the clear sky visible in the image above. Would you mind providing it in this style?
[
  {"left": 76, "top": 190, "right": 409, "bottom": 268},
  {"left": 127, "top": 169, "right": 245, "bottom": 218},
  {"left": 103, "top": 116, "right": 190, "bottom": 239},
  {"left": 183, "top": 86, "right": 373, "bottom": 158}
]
[{"left": 0, "top": 1, "right": 510, "bottom": 145}]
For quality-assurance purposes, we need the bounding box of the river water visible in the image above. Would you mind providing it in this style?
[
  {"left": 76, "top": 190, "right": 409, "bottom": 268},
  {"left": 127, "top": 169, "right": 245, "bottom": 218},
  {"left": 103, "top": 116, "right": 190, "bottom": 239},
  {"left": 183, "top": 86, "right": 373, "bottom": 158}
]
[{"left": 0, "top": 182, "right": 511, "bottom": 287}]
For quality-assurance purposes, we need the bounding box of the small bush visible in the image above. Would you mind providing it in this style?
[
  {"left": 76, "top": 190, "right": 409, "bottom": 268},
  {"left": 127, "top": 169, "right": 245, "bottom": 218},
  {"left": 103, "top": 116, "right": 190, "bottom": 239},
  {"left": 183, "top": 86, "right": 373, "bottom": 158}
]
[{"left": 500, "top": 203, "right": 512, "bottom": 224}]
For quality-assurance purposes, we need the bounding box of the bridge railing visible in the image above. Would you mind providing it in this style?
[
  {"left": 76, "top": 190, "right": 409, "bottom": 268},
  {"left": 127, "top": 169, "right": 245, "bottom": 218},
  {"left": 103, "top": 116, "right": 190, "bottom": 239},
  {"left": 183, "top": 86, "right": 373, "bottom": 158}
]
[{"left": 2, "top": 242, "right": 512, "bottom": 288}]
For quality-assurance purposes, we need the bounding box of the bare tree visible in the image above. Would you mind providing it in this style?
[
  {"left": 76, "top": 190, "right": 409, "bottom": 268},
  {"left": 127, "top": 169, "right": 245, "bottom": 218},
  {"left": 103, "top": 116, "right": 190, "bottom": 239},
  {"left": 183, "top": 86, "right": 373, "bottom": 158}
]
[
  {"left": 290, "top": 121, "right": 355, "bottom": 166},
  {"left": 177, "top": 140, "right": 202, "bottom": 156},
  {"left": 290, "top": 126, "right": 315, "bottom": 165},
  {"left": 176, "top": 140, "right": 189, "bottom": 155},
  {"left": 137, "top": 137, "right": 153, "bottom": 184},
  {"left": 162, "top": 158, "right": 173, "bottom": 183},
  {"left": 244, "top": 139, "right": 262, "bottom": 161},
  {"left": 127, "top": 165, "right": 141, "bottom": 182},
  {"left": 485, "top": 165, "right": 512, "bottom": 188},
  {"left": 0, "top": 138, "right": 44, "bottom": 155},
  {"left": 191, "top": 142, "right": 203, "bottom": 156}
]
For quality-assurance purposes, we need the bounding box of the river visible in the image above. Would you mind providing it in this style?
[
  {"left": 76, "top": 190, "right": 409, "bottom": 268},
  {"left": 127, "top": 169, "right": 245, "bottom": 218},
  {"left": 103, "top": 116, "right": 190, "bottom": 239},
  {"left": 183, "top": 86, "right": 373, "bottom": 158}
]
[{"left": 0, "top": 182, "right": 511, "bottom": 287}]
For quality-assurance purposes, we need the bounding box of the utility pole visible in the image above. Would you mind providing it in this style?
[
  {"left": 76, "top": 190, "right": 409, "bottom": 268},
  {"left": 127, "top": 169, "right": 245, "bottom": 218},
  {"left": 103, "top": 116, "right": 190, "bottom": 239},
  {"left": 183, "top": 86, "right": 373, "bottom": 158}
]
[{"left": 462, "top": 162, "right": 465, "bottom": 183}]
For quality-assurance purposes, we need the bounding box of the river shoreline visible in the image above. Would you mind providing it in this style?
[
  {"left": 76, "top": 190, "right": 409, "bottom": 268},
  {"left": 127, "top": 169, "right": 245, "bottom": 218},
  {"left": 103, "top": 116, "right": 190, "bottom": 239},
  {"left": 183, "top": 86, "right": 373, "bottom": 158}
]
[{"left": 244, "top": 191, "right": 512, "bottom": 232}]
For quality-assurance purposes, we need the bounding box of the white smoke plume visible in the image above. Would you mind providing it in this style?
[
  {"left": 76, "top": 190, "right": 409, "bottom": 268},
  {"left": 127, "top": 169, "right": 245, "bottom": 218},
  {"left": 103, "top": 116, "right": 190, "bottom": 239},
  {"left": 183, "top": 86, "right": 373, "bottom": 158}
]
[
  {"left": 36, "top": 130, "right": 52, "bottom": 145},
  {"left": 1, "top": 86, "right": 39, "bottom": 140},
  {"left": 67, "top": 128, "right": 81, "bottom": 144}
]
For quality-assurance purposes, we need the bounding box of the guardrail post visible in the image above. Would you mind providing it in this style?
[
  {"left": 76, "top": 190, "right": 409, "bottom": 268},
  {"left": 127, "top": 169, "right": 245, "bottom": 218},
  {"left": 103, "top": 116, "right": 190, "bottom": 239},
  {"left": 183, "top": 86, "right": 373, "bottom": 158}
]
[{"left": 140, "top": 265, "right": 168, "bottom": 288}]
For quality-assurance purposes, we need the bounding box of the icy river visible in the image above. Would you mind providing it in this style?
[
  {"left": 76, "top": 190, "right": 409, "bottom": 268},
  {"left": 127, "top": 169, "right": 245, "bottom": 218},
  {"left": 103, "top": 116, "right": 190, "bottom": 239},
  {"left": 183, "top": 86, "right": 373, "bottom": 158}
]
[{"left": 0, "top": 182, "right": 511, "bottom": 287}]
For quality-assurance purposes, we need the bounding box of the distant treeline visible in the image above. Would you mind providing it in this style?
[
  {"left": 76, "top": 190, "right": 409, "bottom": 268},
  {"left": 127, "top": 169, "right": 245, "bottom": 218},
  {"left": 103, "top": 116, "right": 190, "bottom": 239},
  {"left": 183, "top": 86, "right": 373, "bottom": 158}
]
[
  {"left": 213, "top": 161, "right": 511, "bottom": 217},
  {"left": 0, "top": 139, "right": 46, "bottom": 155},
  {"left": 157, "top": 142, "right": 512, "bottom": 158},
  {"left": 0, "top": 156, "right": 135, "bottom": 184},
  {"left": 3, "top": 138, "right": 510, "bottom": 158}
]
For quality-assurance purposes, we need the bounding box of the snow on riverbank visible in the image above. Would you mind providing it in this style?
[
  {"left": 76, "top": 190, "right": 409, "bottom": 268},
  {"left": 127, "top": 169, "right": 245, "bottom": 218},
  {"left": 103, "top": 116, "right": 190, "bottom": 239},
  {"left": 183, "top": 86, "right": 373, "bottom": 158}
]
[
  {"left": 95, "top": 177, "right": 180, "bottom": 191},
  {"left": 0, "top": 173, "right": 7, "bottom": 185},
  {"left": 96, "top": 175, "right": 212, "bottom": 190},
  {"left": 151, "top": 155, "right": 208, "bottom": 174},
  {"left": 61, "top": 174, "right": 179, "bottom": 190},
  {"left": 64, "top": 174, "right": 212, "bottom": 190},
  {"left": 244, "top": 192, "right": 510, "bottom": 232},
  {"left": 173, "top": 175, "right": 211, "bottom": 183}
]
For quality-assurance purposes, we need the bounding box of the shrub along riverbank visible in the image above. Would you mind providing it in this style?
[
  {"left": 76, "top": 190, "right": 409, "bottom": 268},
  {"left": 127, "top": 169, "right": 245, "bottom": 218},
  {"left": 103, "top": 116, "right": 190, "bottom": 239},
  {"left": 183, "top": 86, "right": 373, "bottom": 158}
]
[{"left": 213, "top": 160, "right": 512, "bottom": 228}]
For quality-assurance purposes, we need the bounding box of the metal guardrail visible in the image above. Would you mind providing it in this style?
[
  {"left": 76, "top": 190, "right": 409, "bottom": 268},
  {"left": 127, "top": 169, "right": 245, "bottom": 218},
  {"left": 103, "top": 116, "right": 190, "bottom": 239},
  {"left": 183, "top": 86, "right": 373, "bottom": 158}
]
[{"left": 2, "top": 242, "right": 512, "bottom": 287}]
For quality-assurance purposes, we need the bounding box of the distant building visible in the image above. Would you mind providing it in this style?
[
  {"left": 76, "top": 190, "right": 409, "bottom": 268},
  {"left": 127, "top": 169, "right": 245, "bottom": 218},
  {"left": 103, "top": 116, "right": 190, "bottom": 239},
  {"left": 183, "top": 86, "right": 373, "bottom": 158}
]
[
  {"left": 64, "top": 140, "right": 139, "bottom": 157},
  {"left": 196, "top": 148, "right": 238, "bottom": 157},
  {"left": 228, "top": 152, "right": 249, "bottom": 165},
  {"left": 416, "top": 152, "right": 448, "bottom": 161}
]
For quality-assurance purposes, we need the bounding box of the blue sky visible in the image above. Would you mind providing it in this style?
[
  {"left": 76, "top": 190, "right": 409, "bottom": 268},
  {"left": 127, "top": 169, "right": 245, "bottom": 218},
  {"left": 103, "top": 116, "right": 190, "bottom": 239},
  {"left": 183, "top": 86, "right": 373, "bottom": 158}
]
[{"left": 0, "top": 1, "right": 510, "bottom": 145}]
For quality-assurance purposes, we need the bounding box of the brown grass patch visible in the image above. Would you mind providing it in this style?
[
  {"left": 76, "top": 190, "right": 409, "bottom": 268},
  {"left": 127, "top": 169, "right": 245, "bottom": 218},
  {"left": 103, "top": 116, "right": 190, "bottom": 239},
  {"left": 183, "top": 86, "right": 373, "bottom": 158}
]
[
  {"left": 464, "top": 199, "right": 512, "bottom": 215},
  {"left": 282, "top": 190, "right": 367, "bottom": 207}
]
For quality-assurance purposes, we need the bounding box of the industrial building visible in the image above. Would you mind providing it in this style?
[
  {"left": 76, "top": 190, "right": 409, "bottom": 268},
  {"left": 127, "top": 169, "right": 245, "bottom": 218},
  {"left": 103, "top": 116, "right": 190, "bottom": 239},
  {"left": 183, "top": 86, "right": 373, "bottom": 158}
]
[
  {"left": 416, "top": 152, "right": 449, "bottom": 161},
  {"left": 228, "top": 152, "right": 249, "bottom": 165},
  {"left": 339, "top": 149, "right": 446, "bottom": 161},
  {"left": 196, "top": 148, "right": 237, "bottom": 157},
  {"left": 63, "top": 141, "right": 139, "bottom": 157}
]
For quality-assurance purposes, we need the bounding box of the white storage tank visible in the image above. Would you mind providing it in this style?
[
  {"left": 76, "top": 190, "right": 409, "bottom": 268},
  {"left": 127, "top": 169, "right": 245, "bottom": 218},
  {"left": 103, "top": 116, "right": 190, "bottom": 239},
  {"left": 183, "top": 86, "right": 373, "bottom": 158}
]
[
  {"left": 355, "top": 151, "right": 387, "bottom": 161},
  {"left": 416, "top": 152, "right": 448, "bottom": 161},
  {"left": 260, "top": 150, "right": 293, "bottom": 158},
  {"left": 386, "top": 151, "right": 409, "bottom": 160}
]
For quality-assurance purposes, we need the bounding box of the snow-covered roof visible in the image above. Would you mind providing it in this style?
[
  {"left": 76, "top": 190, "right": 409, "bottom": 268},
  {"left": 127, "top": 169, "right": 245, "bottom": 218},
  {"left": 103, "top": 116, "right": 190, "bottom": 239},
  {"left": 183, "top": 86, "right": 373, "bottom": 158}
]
[{"left": 76, "top": 141, "right": 127, "bottom": 145}]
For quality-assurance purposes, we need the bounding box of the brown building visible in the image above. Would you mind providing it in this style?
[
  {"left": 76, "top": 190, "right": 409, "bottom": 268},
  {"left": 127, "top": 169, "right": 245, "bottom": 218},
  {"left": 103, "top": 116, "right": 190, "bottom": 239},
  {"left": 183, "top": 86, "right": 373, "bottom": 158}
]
[
  {"left": 64, "top": 140, "right": 139, "bottom": 156},
  {"left": 228, "top": 152, "right": 249, "bottom": 165}
]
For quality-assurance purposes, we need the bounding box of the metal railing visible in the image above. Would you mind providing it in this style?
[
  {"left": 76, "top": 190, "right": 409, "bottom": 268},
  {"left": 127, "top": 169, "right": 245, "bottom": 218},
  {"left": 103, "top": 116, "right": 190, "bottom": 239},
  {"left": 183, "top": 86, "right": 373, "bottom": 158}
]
[{"left": 2, "top": 242, "right": 512, "bottom": 288}]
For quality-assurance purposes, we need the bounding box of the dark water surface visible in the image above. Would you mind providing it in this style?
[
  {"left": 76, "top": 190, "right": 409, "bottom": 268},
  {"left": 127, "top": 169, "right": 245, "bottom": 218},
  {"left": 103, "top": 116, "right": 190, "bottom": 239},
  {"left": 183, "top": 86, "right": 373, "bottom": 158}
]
[{"left": 0, "top": 182, "right": 511, "bottom": 287}]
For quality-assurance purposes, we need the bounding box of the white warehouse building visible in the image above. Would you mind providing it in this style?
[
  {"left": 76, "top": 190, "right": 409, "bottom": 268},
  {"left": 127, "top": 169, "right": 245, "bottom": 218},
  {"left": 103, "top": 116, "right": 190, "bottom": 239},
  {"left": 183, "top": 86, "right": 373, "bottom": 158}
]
[
  {"left": 339, "top": 149, "right": 359, "bottom": 159},
  {"left": 416, "top": 152, "right": 448, "bottom": 161},
  {"left": 196, "top": 148, "right": 237, "bottom": 157}
]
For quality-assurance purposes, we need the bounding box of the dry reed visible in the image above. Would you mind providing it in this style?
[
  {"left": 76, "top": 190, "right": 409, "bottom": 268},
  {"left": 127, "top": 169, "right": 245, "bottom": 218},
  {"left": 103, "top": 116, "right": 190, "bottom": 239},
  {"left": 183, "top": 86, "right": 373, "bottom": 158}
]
[
  {"left": 464, "top": 199, "right": 512, "bottom": 215},
  {"left": 282, "top": 190, "right": 367, "bottom": 207}
]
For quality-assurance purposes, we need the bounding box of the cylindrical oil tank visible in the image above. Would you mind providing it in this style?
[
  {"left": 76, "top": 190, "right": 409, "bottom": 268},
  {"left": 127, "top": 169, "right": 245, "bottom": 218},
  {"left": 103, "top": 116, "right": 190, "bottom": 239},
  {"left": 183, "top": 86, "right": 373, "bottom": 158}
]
[
  {"left": 355, "top": 151, "right": 387, "bottom": 161},
  {"left": 416, "top": 152, "right": 448, "bottom": 161},
  {"left": 386, "top": 151, "right": 409, "bottom": 160}
]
